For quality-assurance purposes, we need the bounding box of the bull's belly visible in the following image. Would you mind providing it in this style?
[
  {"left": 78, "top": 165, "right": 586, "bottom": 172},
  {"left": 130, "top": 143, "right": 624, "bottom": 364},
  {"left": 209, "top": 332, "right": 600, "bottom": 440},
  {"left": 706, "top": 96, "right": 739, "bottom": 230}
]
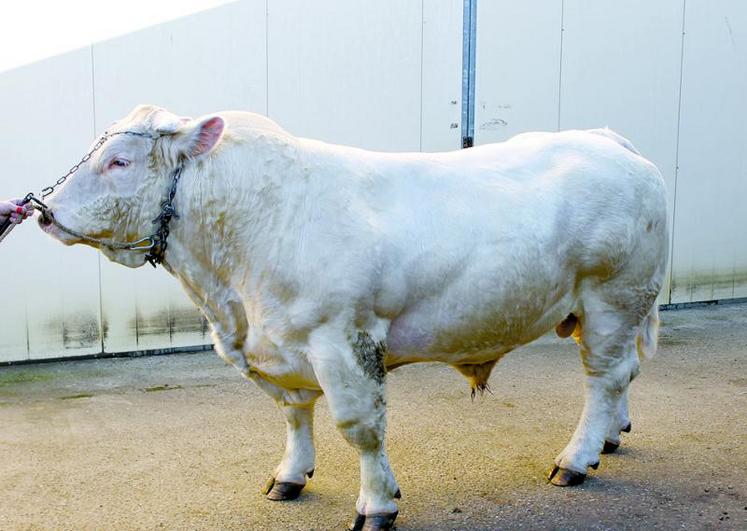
[{"left": 384, "top": 291, "right": 573, "bottom": 366}]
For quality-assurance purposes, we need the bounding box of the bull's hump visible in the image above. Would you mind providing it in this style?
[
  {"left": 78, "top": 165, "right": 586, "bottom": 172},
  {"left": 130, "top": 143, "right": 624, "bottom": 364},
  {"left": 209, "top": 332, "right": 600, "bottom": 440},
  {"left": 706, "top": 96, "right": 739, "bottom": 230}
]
[{"left": 220, "top": 111, "right": 288, "bottom": 137}]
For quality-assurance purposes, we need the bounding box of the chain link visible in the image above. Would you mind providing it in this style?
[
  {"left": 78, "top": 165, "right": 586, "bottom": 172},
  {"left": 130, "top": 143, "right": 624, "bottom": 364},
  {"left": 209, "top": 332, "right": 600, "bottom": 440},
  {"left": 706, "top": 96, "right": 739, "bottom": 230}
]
[{"left": 144, "top": 166, "right": 183, "bottom": 268}]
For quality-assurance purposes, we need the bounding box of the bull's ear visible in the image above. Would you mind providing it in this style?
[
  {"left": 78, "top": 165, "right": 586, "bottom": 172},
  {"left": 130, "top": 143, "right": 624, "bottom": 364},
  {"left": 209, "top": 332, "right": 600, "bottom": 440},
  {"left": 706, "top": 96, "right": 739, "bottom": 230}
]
[{"left": 173, "top": 115, "right": 226, "bottom": 158}]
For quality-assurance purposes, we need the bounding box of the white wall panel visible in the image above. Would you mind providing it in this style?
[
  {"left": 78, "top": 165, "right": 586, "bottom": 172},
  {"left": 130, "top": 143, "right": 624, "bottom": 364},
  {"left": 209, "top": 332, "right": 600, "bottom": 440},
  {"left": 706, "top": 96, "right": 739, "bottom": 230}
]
[
  {"left": 267, "top": 0, "right": 423, "bottom": 152},
  {"left": 474, "top": 0, "right": 563, "bottom": 144},
  {"left": 421, "top": 0, "right": 463, "bottom": 152},
  {"left": 559, "top": 0, "right": 685, "bottom": 303},
  {"left": 0, "top": 48, "right": 101, "bottom": 361},
  {"left": 92, "top": 0, "right": 267, "bottom": 353},
  {"left": 1, "top": 1, "right": 746, "bottom": 363},
  {"left": 670, "top": 0, "right": 747, "bottom": 302}
]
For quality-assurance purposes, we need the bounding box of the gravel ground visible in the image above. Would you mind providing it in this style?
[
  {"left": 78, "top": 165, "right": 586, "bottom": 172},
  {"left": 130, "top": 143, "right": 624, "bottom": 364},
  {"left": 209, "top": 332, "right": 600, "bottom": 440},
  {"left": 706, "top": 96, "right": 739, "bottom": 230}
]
[{"left": 0, "top": 302, "right": 745, "bottom": 530}]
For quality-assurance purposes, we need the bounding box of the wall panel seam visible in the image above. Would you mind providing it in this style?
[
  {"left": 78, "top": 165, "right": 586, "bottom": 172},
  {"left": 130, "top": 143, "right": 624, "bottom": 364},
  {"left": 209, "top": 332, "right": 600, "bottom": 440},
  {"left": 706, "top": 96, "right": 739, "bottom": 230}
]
[
  {"left": 419, "top": 0, "right": 424, "bottom": 152},
  {"left": 556, "top": 0, "right": 565, "bottom": 131},
  {"left": 669, "top": 0, "right": 687, "bottom": 303},
  {"left": 90, "top": 44, "right": 105, "bottom": 353},
  {"left": 265, "top": 0, "right": 270, "bottom": 116}
]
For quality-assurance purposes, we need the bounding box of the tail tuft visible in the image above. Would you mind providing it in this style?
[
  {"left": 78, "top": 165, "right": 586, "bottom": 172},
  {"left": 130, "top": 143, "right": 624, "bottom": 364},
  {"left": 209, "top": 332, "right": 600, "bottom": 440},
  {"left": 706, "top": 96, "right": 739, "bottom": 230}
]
[{"left": 636, "top": 305, "right": 659, "bottom": 360}]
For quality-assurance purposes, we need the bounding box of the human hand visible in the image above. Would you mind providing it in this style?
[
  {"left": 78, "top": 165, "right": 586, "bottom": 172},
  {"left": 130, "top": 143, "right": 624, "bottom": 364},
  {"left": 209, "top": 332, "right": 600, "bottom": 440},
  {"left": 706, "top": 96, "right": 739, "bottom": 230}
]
[{"left": 0, "top": 199, "right": 34, "bottom": 225}]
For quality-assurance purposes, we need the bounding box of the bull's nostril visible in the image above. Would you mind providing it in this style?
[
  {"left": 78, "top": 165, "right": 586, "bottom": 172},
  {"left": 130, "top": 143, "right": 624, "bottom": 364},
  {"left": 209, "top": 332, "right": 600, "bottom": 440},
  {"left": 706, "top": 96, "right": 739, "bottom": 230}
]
[{"left": 38, "top": 211, "right": 54, "bottom": 227}]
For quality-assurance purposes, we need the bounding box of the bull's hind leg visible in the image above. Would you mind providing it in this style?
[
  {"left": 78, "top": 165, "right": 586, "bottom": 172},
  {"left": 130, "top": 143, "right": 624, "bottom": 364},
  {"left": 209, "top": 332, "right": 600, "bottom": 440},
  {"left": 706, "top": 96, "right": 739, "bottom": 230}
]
[
  {"left": 602, "top": 384, "right": 633, "bottom": 454},
  {"left": 549, "top": 297, "right": 643, "bottom": 486},
  {"left": 250, "top": 376, "right": 321, "bottom": 501},
  {"left": 309, "top": 327, "right": 400, "bottom": 531}
]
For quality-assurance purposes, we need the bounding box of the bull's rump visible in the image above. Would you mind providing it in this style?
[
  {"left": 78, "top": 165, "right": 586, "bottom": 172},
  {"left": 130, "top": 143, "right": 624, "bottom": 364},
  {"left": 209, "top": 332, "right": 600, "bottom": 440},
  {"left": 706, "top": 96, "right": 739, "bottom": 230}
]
[{"left": 330, "top": 130, "right": 669, "bottom": 364}]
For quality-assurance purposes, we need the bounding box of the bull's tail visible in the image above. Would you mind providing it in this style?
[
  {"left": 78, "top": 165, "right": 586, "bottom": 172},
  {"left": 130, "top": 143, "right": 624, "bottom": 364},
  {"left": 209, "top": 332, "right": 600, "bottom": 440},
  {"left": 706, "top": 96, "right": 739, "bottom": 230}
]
[
  {"left": 588, "top": 127, "right": 641, "bottom": 156},
  {"left": 636, "top": 303, "right": 660, "bottom": 360}
]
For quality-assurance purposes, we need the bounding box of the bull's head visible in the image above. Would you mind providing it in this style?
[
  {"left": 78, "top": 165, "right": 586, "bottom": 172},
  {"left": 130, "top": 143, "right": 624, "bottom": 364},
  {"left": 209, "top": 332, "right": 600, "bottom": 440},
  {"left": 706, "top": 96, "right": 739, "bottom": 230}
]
[{"left": 39, "top": 104, "right": 225, "bottom": 267}]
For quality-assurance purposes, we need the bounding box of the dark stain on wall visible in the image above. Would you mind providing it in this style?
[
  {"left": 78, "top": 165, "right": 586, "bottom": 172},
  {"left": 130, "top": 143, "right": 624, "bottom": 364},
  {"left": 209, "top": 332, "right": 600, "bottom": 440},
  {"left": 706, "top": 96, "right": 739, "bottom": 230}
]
[
  {"left": 671, "top": 268, "right": 747, "bottom": 300},
  {"left": 59, "top": 312, "right": 101, "bottom": 350},
  {"left": 130, "top": 305, "right": 209, "bottom": 345}
]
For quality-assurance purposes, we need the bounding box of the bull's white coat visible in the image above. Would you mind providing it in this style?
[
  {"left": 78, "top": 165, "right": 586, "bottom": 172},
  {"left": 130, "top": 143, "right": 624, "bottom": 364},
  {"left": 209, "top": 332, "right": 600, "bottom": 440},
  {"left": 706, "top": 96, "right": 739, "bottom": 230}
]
[{"left": 42, "top": 106, "right": 668, "bottom": 524}]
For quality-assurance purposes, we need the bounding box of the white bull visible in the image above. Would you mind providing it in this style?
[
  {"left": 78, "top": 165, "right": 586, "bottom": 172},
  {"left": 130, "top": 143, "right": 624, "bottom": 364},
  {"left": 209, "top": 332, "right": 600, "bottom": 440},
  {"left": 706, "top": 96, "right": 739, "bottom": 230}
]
[{"left": 41, "top": 105, "right": 668, "bottom": 530}]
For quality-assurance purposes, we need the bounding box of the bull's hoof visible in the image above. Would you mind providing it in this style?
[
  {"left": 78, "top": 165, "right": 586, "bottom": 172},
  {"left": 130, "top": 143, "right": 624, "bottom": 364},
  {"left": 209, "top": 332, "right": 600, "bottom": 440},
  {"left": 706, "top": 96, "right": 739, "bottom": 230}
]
[
  {"left": 602, "top": 440, "right": 620, "bottom": 454},
  {"left": 267, "top": 480, "right": 305, "bottom": 501},
  {"left": 548, "top": 465, "right": 587, "bottom": 487},
  {"left": 261, "top": 477, "right": 306, "bottom": 501},
  {"left": 349, "top": 511, "right": 398, "bottom": 531},
  {"left": 394, "top": 488, "right": 401, "bottom": 499},
  {"left": 622, "top": 422, "right": 632, "bottom": 433}
]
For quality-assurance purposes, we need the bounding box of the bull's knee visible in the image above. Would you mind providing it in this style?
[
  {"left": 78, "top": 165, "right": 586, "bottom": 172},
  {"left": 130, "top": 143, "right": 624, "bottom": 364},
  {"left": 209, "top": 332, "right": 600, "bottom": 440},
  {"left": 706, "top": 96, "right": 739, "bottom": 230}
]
[
  {"left": 337, "top": 416, "right": 384, "bottom": 451},
  {"left": 583, "top": 344, "right": 640, "bottom": 392}
]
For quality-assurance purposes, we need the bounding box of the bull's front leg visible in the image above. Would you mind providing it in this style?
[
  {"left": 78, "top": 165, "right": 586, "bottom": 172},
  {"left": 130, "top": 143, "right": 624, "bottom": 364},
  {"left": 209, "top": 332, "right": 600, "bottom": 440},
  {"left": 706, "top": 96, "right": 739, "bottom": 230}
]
[
  {"left": 250, "top": 375, "right": 320, "bottom": 500},
  {"left": 174, "top": 278, "right": 321, "bottom": 498},
  {"left": 309, "top": 326, "right": 400, "bottom": 531}
]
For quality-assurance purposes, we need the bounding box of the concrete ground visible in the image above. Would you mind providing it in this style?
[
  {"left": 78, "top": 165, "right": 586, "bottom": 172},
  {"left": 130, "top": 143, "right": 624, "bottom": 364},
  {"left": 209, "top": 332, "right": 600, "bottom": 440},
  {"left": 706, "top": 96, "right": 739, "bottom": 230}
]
[{"left": 1, "top": 303, "right": 745, "bottom": 531}]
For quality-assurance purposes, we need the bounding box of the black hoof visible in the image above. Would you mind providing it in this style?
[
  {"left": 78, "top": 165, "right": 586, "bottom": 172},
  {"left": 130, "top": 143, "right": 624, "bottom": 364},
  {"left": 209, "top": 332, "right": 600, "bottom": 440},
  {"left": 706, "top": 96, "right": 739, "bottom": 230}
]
[
  {"left": 307, "top": 468, "right": 314, "bottom": 479},
  {"left": 548, "top": 465, "right": 587, "bottom": 487},
  {"left": 622, "top": 422, "right": 632, "bottom": 433},
  {"left": 349, "top": 511, "right": 398, "bottom": 531},
  {"left": 350, "top": 513, "right": 366, "bottom": 531},
  {"left": 394, "top": 488, "right": 401, "bottom": 499},
  {"left": 267, "top": 480, "right": 305, "bottom": 501},
  {"left": 602, "top": 440, "right": 620, "bottom": 454},
  {"left": 590, "top": 461, "right": 599, "bottom": 470},
  {"left": 262, "top": 477, "right": 305, "bottom": 501}
]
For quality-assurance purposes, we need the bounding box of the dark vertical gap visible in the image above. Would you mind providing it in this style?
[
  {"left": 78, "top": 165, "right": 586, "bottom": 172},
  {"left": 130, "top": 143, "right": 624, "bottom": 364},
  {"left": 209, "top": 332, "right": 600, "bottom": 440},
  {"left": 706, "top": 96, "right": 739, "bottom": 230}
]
[
  {"left": 168, "top": 299, "right": 174, "bottom": 344},
  {"left": 669, "top": 0, "right": 687, "bottom": 303},
  {"left": 135, "top": 301, "right": 140, "bottom": 348}
]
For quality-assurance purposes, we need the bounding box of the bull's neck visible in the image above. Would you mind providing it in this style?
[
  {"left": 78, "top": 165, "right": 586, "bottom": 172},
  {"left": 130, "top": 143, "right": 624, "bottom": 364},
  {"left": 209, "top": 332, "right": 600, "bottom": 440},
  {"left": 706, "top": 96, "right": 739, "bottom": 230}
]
[{"left": 157, "top": 144, "right": 304, "bottom": 292}]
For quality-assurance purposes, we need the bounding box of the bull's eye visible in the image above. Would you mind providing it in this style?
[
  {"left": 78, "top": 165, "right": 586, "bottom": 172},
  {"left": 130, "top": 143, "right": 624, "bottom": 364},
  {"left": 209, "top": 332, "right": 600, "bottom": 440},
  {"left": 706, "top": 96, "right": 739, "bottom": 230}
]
[{"left": 109, "top": 158, "right": 130, "bottom": 169}]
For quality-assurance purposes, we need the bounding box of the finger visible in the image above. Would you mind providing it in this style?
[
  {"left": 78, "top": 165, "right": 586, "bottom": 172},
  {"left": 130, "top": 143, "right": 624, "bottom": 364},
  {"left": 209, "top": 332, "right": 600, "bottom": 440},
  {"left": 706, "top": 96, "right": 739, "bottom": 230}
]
[
  {"left": 0, "top": 202, "right": 15, "bottom": 216},
  {"left": 10, "top": 215, "right": 22, "bottom": 224}
]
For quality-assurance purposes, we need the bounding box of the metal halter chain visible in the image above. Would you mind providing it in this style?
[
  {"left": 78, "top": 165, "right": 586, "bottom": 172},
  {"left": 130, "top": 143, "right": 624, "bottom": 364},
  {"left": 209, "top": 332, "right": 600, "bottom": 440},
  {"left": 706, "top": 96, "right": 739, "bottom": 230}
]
[{"left": 28, "top": 130, "right": 184, "bottom": 268}]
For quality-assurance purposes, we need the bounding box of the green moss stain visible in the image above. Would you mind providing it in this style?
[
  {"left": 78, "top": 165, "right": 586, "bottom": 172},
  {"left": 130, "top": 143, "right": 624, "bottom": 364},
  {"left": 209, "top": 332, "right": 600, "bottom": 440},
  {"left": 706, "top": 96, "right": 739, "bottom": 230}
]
[
  {"left": 0, "top": 369, "right": 55, "bottom": 386},
  {"left": 59, "top": 393, "right": 94, "bottom": 400},
  {"left": 144, "top": 384, "right": 183, "bottom": 393}
]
